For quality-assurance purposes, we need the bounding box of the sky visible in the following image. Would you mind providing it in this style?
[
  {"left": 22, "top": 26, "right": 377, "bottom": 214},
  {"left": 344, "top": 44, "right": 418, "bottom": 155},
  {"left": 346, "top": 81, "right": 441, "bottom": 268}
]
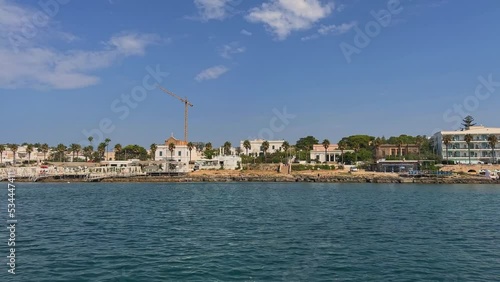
[{"left": 1, "top": 0, "right": 500, "bottom": 148}]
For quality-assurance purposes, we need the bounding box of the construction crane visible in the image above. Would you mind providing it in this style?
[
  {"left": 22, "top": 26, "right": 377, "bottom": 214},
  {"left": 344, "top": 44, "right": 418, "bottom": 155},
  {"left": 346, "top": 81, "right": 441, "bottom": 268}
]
[{"left": 157, "top": 85, "right": 194, "bottom": 143}]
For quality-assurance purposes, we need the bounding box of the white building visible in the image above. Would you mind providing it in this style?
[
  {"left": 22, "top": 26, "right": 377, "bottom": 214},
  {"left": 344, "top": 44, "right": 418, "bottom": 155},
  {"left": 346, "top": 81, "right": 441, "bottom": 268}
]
[
  {"left": 239, "top": 139, "right": 286, "bottom": 156},
  {"left": 154, "top": 136, "right": 200, "bottom": 165},
  {"left": 0, "top": 145, "right": 52, "bottom": 164},
  {"left": 310, "top": 144, "right": 354, "bottom": 163},
  {"left": 432, "top": 126, "right": 500, "bottom": 164},
  {"left": 194, "top": 156, "right": 242, "bottom": 170}
]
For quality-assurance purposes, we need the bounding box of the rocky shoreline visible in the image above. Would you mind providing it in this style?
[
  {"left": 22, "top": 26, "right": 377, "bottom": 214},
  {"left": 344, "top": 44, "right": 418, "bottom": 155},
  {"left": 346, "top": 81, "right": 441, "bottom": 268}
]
[{"left": 12, "top": 172, "right": 499, "bottom": 184}]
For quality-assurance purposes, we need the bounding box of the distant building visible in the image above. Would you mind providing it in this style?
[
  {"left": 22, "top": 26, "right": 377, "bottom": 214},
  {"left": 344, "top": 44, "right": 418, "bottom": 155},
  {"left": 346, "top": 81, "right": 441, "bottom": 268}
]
[
  {"left": 372, "top": 160, "right": 419, "bottom": 173},
  {"left": 239, "top": 139, "right": 285, "bottom": 156},
  {"left": 310, "top": 144, "right": 354, "bottom": 163},
  {"left": 154, "top": 135, "right": 200, "bottom": 164},
  {"left": 432, "top": 125, "right": 500, "bottom": 164},
  {"left": 374, "top": 144, "right": 419, "bottom": 160}
]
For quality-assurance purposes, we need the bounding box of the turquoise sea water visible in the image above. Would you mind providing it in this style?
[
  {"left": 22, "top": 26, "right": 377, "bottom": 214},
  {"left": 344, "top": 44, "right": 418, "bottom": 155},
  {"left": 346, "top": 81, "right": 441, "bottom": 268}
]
[{"left": 2, "top": 183, "right": 500, "bottom": 281}]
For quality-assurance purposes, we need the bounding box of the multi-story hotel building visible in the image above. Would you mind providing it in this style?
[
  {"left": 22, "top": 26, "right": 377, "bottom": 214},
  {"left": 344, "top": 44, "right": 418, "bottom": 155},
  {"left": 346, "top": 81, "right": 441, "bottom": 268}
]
[{"left": 432, "top": 126, "right": 500, "bottom": 164}]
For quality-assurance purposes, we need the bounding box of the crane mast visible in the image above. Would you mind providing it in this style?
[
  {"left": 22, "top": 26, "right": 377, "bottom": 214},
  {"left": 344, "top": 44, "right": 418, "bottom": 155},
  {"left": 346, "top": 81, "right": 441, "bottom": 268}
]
[{"left": 157, "top": 85, "right": 194, "bottom": 142}]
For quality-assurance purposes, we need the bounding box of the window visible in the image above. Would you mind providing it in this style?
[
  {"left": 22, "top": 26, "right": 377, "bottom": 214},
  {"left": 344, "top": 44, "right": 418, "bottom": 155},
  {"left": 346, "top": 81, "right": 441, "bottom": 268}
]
[
  {"left": 159, "top": 151, "right": 163, "bottom": 156},
  {"left": 178, "top": 151, "right": 182, "bottom": 156},
  {"left": 272, "top": 145, "right": 275, "bottom": 150}
]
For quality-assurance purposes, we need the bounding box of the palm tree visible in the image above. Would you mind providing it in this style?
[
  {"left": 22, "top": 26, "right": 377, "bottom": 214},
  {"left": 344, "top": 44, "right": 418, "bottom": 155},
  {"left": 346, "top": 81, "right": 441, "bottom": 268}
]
[
  {"left": 74, "top": 144, "right": 82, "bottom": 161},
  {"left": 8, "top": 144, "right": 18, "bottom": 165},
  {"left": 464, "top": 134, "right": 473, "bottom": 165},
  {"left": 26, "top": 144, "right": 34, "bottom": 165},
  {"left": 114, "top": 144, "right": 122, "bottom": 160},
  {"left": 88, "top": 136, "right": 93, "bottom": 147},
  {"left": 353, "top": 142, "right": 361, "bottom": 163},
  {"left": 69, "top": 143, "right": 79, "bottom": 162},
  {"left": 56, "top": 144, "right": 67, "bottom": 162},
  {"left": 168, "top": 142, "right": 176, "bottom": 160},
  {"left": 104, "top": 138, "right": 111, "bottom": 161},
  {"left": 205, "top": 142, "right": 213, "bottom": 151},
  {"left": 0, "top": 144, "right": 4, "bottom": 164},
  {"left": 150, "top": 144, "right": 157, "bottom": 161},
  {"left": 41, "top": 143, "right": 49, "bottom": 161},
  {"left": 488, "top": 134, "right": 498, "bottom": 164},
  {"left": 282, "top": 141, "right": 290, "bottom": 160},
  {"left": 83, "top": 146, "right": 93, "bottom": 162},
  {"left": 442, "top": 135, "right": 452, "bottom": 163},
  {"left": 322, "top": 139, "right": 330, "bottom": 163},
  {"left": 338, "top": 140, "right": 347, "bottom": 164},
  {"left": 373, "top": 137, "right": 382, "bottom": 160},
  {"left": 415, "top": 135, "right": 424, "bottom": 160},
  {"left": 97, "top": 142, "right": 106, "bottom": 161},
  {"left": 223, "top": 141, "right": 232, "bottom": 156},
  {"left": 261, "top": 141, "right": 270, "bottom": 161},
  {"left": 243, "top": 140, "right": 251, "bottom": 155},
  {"left": 187, "top": 142, "right": 194, "bottom": 162}
]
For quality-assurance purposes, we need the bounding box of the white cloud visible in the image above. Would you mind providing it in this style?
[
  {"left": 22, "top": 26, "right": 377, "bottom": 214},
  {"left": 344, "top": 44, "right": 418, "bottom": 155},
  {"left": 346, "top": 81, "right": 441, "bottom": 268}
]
[
  {"left": 195, "top": 65, "right": 229, "bottom": 81},
  {"left": 107, "top": 32, "right": 160, "bottom": 56},
  {"left": 246, "top": 0, "right": 334, "bottom": 40},
  {"left": 301, "top": 21, "right": 356, "bottom": 41},
  {"left": 194, "top": 0, "right": 232, "bottom": 21},
  {"left": 0, "top": 0, "right": 161, "bottom": 89},
  {"left": 0, "top": 32, "right": 159, "bottom": 89},
  {"left": 219, "top": 42, "right": 245, "bottom": 59},
  {"left": 318, "top": 21, "right": 356, "bottom": 35},
  {"left": 240, "top": 29, "right": 253, "bottom": 36}
]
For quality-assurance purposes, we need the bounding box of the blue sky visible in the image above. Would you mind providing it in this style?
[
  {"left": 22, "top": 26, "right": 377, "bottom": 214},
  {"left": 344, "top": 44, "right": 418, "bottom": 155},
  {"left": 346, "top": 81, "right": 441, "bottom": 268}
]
[{"left": 2, "top": 0, "right": 500, "bottom": 148}]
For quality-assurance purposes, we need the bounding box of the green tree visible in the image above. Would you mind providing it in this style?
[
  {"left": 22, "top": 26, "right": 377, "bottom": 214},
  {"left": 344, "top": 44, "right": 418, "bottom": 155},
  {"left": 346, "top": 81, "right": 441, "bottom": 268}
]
[
  {"left": 121, "top": 145, "right": 148, "bottom": 161},
  {"left": 282, "top": 141, "right": 290, "bottom": 160},
  {"left": 415, "top": 135, "right": 424, "bottom": 160},
  {"left": 187, "top": 142, "right": 194, "bottom": 162},
  {"left": 41, "top": 143, "right": 49, "bottom": 161},
  {"left": 83, "top": 146, "right": 93, "bottom": 162},
  {"left": 104, "top": 138, "right": 111, "bottom": 161},
  {"left": 243, "top": 140, "right": 251, "bottom": 155},
  {"left": 442, "top": 135, "right": 452, "bottom": 163},
  {"left": 0, "top": 144, "right": 4, "bottom": 164},
  {"left": 114, "top": 144, "right": 122, "bottom": 160},
  {"left": 97, "top": 142, "right": 106, "bottom": 161},
  {"left": 9, "top": 144, "right": 19, "bottom": 165},
  {"left": 464, "top": 134, "right": 473, "bottom": 165},
  {"left": 26, "top": 144, "right": 34, "bottom": 164},
  {"left": 56, "top": 143, "right": 67, "bottom": 162},
  {"left": 88, "top": 136, "right": 93, "bottom": 147},
  {"left": 295, "top": 136, "right": 319, "bottom": 151},
  {"left": 488, "top": 134, "right": 498, "bottom": 164},
  {"left": 75, "top": 144, "right": 82, "bottom": 161},
  {"left": 69, "top": 143, "right": 79, "bottom": 162},
  {"left": 322, "top": 139, "right": 330, "bottom": 163},
  {"left": 223, "top": 141, "right": 232, "bottom": 156},
  {"left": 461, "top": 115, "right": 476, "bottom": 130},
  {"left": 338, "top": 140, "right": 347, "bottom": 164},
  {"left": 204, "top": 142, "right": 214, "bottom": 159},
  {"left": 168, "top": 143, "right": 176, "bottom": 160},
  {"left": 150, "top": 144, "right": 157, "bottom": 160},
  {"left": 261, "top": 141, "right": 270, "bottom": 160}
]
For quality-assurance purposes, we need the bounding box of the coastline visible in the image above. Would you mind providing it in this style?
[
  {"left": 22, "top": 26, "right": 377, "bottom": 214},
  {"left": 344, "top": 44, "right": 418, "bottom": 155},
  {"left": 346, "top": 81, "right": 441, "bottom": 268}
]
[{"left": 11, "top": 170, "right": 499, "bottom": 184}]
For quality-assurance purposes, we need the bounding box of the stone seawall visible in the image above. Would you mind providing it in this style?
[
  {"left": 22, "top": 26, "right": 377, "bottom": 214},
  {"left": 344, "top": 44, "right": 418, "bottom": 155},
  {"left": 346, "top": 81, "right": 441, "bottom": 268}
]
[{"left": 15, "top": 173, "right": 498, "bottom": 184}]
